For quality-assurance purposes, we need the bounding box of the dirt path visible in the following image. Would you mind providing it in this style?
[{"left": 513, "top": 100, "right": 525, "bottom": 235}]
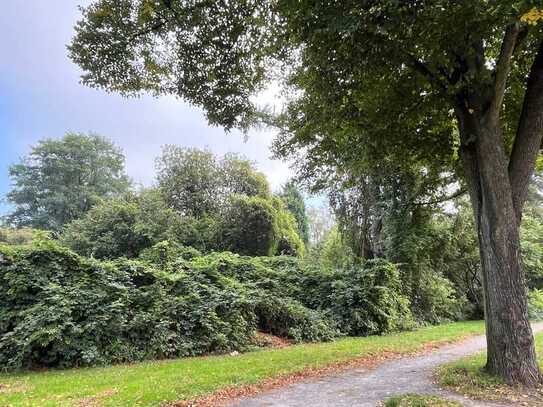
[{"left": 230, "top": 323, "right": 543, "bottom": 407}]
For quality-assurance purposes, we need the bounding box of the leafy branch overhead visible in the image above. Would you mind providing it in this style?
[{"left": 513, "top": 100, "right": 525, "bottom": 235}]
[{"left": 69, "top": 0, "right": 543, "bottom": 386}]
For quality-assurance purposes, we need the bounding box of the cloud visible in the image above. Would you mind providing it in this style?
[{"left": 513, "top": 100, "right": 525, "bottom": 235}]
[{"left": 0, "top": 1, "right": 294, "bottom": 216}]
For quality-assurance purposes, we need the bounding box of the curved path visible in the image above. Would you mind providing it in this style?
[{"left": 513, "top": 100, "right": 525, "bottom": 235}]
[{"left": 231, "top": 323, "right": 543, "bottom": 407}]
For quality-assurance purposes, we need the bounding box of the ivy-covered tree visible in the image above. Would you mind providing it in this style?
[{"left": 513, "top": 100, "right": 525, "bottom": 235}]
[
  {"left": 279, "top": 182, "right": 309, "bottom": 244},
  {"left": 6, "top": 133, "right": 130, "bottom": 231},
  {"left": 70, "top": 1, "right": 543, "bottom": 384},
  {"left": 156, "top": 146, "right": 270, "bottom": 217}
]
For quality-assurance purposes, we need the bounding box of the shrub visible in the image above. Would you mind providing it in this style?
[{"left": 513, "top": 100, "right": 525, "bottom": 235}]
[
  {"left": 301, "top": 260, "right": 414, "bottom": 335},
  {"left": 218, "top": 195, "right": 305, "bottom": 257},
  {"left": 411, "top": 270, "right": 467, "bottom": 325},
  {"left": 0, "top": 242, "right": 333, "bottom": 370},
  {"left": 61, "top": 190, "right": 179, "bottom": 259},
  {"left": 0, "top": 242, "right": 255, "bottom": 369},
  {"left": 167, "top": 214, "right": 219, "bottom": 252},
  {"left": 254, "top": 297, "right": 338, "bottom": 342},
  {"left": 273, "top": 197, "right": 305, "bottom": 257}
]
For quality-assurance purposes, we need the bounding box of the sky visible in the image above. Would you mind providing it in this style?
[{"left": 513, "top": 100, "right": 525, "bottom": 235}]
[{"left": 0, "top": 1, "right": 296, "bottom": 215}]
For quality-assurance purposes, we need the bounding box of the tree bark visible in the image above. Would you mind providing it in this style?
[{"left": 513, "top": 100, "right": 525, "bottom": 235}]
[{"left": 457, "top": 106, "right": 541, "bottom": 386}]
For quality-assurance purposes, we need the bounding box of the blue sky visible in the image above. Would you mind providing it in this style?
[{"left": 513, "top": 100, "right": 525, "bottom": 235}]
[{"left": 0, "top": 1, "right": 295, "bottom": 215}]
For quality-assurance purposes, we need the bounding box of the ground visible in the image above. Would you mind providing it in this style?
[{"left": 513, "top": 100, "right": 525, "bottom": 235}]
[
  {"left": 229, "top": 324, "right": 543, "bottom": 407},
  {"left": 3, "top": 321, "right": 541, "bottom": 406},
  {"left": 439, "top": 330, "right": 543, "bottom": 406},
  {"left": 0, "top": 322, "right": 485, "bottom": 406}
]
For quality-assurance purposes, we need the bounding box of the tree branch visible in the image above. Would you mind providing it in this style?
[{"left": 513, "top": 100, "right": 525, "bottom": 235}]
[
  {"left": 413, "top": 188, "right": 467, "bottom": 206},
  {"left": 489, "top": 23, "right": 520, "bottom": 120},
  {"left": 509, "top": 39, "right": 543, "bottom": 221},
  {"left": 405, "top": 53, "right": 449, "bottom": 92}
]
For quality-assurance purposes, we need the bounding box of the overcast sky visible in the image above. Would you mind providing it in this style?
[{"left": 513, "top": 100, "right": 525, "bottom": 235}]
[{"left": 0, "top": 1, "right": 296, "bottom": 215}]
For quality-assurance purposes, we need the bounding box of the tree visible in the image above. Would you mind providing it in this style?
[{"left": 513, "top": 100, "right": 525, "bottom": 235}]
[
  {"left": 306, "top": 205, "right": 335, "bottom": 247},
  {"left": 156, "top": 146, "right": 220, "bottom": 217},
  {"left": 6, "top": 133, "right": 130, "bottom": 231},
  {"left": 156, "top": 146, "right": 270, "bottom": 217},
  {"left": 279, "top": 182, "right": 309, "bottom": 244},
  {"left": 70, "top": 1, "right": 543, "bottom": 384},
  {"left": 219, "top": 194, "right": 304, "bottom": 257},
  {"left": 221, "top": 153, "right": 271, "bottom": 198},
  {"left": 61, "top": 189, "right": 177, "bottom": 259}
]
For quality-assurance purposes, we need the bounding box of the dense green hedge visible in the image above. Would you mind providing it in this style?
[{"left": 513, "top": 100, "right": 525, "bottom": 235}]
[{"left": 0, "top": 240, "right": 413, "bottom": 370}]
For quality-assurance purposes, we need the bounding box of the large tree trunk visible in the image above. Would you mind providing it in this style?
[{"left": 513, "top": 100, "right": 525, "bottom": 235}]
[{"left": 457, "top": 107, "right": 541, "bottom": 386}]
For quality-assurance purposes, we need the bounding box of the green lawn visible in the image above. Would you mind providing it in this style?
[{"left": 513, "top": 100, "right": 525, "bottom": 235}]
[
  {"left": 384, "top": 394, "right": 462, "bottom": 407},
  {"left": 438, "top": 331, "right": 543, "bottom": 405},
  {"left": 0, "top": 321, "right": 484, "bottom": 407}
]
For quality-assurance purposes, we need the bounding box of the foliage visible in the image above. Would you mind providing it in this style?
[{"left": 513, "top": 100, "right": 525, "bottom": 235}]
[
  {"left": 0, "top": 239, "right": 426, "bottom": 370},
  {"left": 156, "top": 146, "right": 270, "bottom": 218},
  {"left": 0, "top": 227, "right": 44, "bottom": 245},
  {"left": 219, "top": 195, "right": 304, "bottom": 257},
  {"left": 167, "top": 214, "right": 219, "bottom": 253},
  {"left": 6, "top": 133, "right": 130, "bottom": 231},
  {"left": 0, "top": 242, "right": 334, "bottom": 370},
  {"left": 61, "top": 189, "right": 177, "bottom": 259},
  {"left": 273, "top": 197, "right": 305, "bottom": 257},
  {"left": 317, "top": 227, "right": 356, "bottom": 270},
  {"left": 221, "top": 153, "right": 271, "bottom": 198},
  {"left": 528, "top": 289, "right": 543, "bottom": 321},
  {"left": 254, "top": 297, "right": 337, "bottom": 343},
  {"left": 299, "top": 260, "right": 414, "bottom": 336},
  {"left": 219, "top": 195, "right": 278, "bottom": 256},
  {"left": 156, "top": 146, "right": 221, "bottom": 217},
  {"left": 521, "top": 208, "right": 543, "bottom": 289},
  {"left": 279, "top": 181, "right": 309, "bottom": 244},
  {"left": 0, "top": 321, "right": 485, "bottom": 406}
]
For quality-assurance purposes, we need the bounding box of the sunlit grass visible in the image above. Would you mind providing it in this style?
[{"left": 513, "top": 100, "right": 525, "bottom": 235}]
[
  {"left": 384, "top": 394, "right": 462, "bottom": 407},
  {"left": 0, "top": 321, "right": 484, "bottom": 407}
]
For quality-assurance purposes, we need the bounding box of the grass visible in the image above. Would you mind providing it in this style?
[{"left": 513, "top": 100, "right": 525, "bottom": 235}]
[
  {"left": 438, "top": 332, "right": 543, "bottom": 405},
  {"left": 0, "top": 321, "right": 484, "bottom": 407},
  {"left": 384, "top": 394, "right": 462, "bottom": 407}
]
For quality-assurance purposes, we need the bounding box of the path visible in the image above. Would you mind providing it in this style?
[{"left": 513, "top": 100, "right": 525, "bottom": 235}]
[{"left": 231, "top": 323, "right": 543, "bottom": 407}]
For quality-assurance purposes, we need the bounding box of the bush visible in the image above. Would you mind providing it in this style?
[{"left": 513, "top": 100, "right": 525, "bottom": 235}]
[
  {"left": 298, "top": 260, "right": 414, "bottom": 335},
  {"left": 0, "top": 242, "right": 333, "bottom": 370},
  {"left": 0, "top": 242, "right": 256, "bottom": 369},
  {"left": 61, "top": 190, "right": 179, "bottom": 259},
  {"left": 273, "top": 197, "right": 305, "bottom": 257},
  {"left": 411, "top": 270, "right": 467, "bottom": 325},
  {"left": 254, "top": 297, "right": 338, "bottom": 342},
  {"left": 167, "top": 215, "right": 219, "bottom": 252}
]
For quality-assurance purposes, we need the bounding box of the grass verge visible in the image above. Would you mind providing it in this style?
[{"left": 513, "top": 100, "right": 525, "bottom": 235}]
[
  {"left": 0, "top": 321, "right": 484, "bottom": 407},
  {"left": 438, "top": 332, "right": 543, "bottom": 406},
  {"left": 384, "top": 394, "right": 462, "bottom": 407}
]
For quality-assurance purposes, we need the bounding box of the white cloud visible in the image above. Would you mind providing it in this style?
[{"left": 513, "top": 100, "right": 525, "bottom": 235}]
[{"left": 0, "top": 0, "right": 294, "bottom": 194}]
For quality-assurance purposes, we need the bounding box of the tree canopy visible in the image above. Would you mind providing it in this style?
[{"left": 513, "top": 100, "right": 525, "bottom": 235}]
[
  {"left": 6, "top": 133, "right": 130, "bottom": 231},
  {"left": 69, "top": 0, "right": 543, "bottom": 385}
]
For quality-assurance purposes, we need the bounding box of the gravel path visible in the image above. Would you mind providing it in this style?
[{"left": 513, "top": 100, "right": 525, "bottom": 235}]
[{"left": 231, "top": 323, "right": 543, "bottom": 407}]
